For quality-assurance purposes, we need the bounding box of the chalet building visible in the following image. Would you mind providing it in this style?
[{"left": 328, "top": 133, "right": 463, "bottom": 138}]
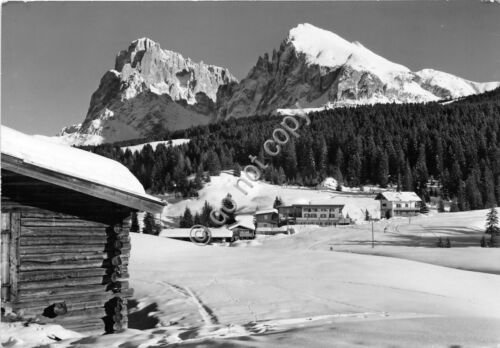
[
  {"left": 228, "top": 221, "right": 256, "bottom": 240},
  {"left": 375, "top": 191, "right": 422, "bottom": 218},
  {"left": 1, "top": 126, "right": 165, "bottom": 333},
  {"left": 277, "top": 203, "right": 352, "bottom": 226},
  {"left": 253, "top": 209, "right": 279, "bottom": 229}
]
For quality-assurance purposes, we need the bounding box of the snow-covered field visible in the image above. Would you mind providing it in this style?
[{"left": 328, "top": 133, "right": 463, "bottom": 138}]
[{"left": 3, "top": 209, "right": 500, "bottom": 347}]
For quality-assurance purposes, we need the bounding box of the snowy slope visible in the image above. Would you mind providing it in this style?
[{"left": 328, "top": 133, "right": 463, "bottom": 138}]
[
  {"left": 121, "top": 138, "right": 190, "bottom": 153},
  {"left": 162, "top": 173, "right": 380, "bottom": 224}
]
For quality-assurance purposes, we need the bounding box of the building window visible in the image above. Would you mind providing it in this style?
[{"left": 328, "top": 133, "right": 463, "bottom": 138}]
[
  {"left": 382, "top": 203, "right": 387, "bottom": 207},
  {"left": 320, "top": 214, "right": 327, "bottom": 218},
  {"left": 396, "top": 204, "right": 401, "bottom": 208}
]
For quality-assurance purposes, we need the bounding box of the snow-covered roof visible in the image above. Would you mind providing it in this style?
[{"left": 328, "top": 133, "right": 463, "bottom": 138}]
[
  {"left": 293, "top": 201, "right": 345, "bottom": 207},
  {"left": 1, "top": 125, "right": 165, "bottom": 213},
  {"left": 228, "top": 221, "right": 255, "bottom": 231},
  {"left": 256, "top": 226, "right": 289, "bottom": 233},
  {"left": 254, "top": 208, "right": 278, "bottom": 215},
  {"left": 376, "top": 191, "right": 422, "bottom": 202}
]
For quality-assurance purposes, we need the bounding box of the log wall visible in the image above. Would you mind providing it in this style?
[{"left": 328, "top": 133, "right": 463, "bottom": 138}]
[{"left": 1, "top": 170, "right": 134, "bottom": 333}]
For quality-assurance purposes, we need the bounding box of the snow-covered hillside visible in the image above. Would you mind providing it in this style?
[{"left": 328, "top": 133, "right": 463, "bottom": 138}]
[
  {"left": 121, "top": 138, "right": 190, "bottom": 153},
  {"left": 219, "top": 23, "right": 500, "bottom": 119},
  {"left": 162, "top": 173, "right": 380, "bottom": 225}
]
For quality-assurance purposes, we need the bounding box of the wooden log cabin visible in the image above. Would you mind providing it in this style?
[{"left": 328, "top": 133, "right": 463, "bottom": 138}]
[{"left": 0, "top": 126, "right": 165, "bottom": 333}]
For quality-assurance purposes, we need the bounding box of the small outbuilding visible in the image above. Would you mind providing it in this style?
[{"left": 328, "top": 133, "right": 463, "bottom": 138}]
[
  {"left": 1, "top": 126, "right": 165, "bottom": 333},
  {"left": 228, "top": 221, "right": 256, "bottom": 240}
]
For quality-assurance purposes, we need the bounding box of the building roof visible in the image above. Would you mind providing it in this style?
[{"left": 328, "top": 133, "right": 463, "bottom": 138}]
[
  {"left": 1, "top": 126, "right": 165, "bottom": 213},
  {"left": 277, "top": 203, "right": 344, "bottom": 209},
  {"left": 228, "top": 221, "right": 255, "bottom": 231},
  {"left": 293, "top": 202, "right": 344, "bottom": 208},
  {"left": 254, "top": 208, "right": 278, "bottom": 215},
  {"left": 375, "top": 191, "right": 422, "bottom": 202}
]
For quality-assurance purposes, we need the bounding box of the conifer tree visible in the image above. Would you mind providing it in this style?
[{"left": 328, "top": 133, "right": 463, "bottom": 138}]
[
  {"left": 482, "top": 167, "right": 497, "bottom": 208},
  {"left": 403, "top": 161, "right": 414, "bottom": 191},
  {"left": 376, "top": 149, "right": 389, "bottom": 188},
  {"left": 143, "top": 212, "right": 155, "bottom": 235},
  {"left": 282, "top": 140, "right": 298, "bottom": 179},
  {"left": 316, "top": 136, "right": 328, "bottom": 175},
  {"left": 221, "top": 193, "right": 237, "bottom": 225},
  {"left": 450, "top": 198, "right": 460, "bottom": 212},
  {"left": 201, "top": 201, "right": 214, "bottom": 226},
  {"left": 485, "top": 207, "right": 499, "bottom": 236},
  {"left": 233, "top": 163, "right": 242, "bottom": 177},
  {"left": 194, "top": 212, "right": 201, "bottom": 225},
  {"left": 273, "top": 196, "right": 283, "bottom": 209},
  {"left": 480, "top": 235, "right": 487, "bottom": 248},
  {"left": 206, "top": 150, "right": 222, "bottom": 176},
  {"left": 465, "top": 175, "right": 483, "bottom": 210},
  {"left": 438, "top": 198, "right": 445, "bottom": 213},
  {"left": 420, "top": 200, "right": 430, "bottom": 214},
  {"left": 181, "top": 207, "right": 194, "bottom": 228},
  {"left": 130, "top": 211, "right": 139, "bottom": 232}
]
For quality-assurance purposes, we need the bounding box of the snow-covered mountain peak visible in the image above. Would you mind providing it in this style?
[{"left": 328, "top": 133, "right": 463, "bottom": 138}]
[
  {"left": 288, "top": 23, "right": 355, "bottom": 68},
  {"left": 57, "top": 37, "right": 238, "bottom": 145},
  {"left": 218, "top": 23, "right": 499, "bottom": 120},
  {"left": 288, "top": 23, "right": 409, "bottom": 79}
]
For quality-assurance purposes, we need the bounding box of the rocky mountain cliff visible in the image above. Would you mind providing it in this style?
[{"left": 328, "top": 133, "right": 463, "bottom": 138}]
[
  {"left": 59, "top": 25, "right": 499, "bottom": 144},
  {"left": 218, "top": 23, "right": 500, "bottom": 119},
  {"left": 59, "top": 38, "right": 237, "bottom": 145}
]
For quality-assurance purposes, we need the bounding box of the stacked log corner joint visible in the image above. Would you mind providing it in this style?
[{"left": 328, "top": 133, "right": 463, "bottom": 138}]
[{"left": 103, "top": 224, "right": 127, "bottom": 333}]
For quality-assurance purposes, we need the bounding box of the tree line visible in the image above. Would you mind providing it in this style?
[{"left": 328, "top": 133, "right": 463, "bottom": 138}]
[{"left": 83, "top": 88, "right": 500, "bottom": 212}]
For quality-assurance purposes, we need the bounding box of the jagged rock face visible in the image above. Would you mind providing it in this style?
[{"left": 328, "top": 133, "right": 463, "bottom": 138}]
[
  {"left": 61, "top": 38, "right": 237, "bottom": 145},
  {"left": 59, "top": 25, "right": 499, "bottom": 145},
  {"left": 218, "top": 23, "right": 500, "bottom": 119}
]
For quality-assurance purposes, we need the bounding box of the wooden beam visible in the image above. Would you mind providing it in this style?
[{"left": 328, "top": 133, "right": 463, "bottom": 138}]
[
  {"left": 21, "top": 218, "right": 108, "bottom": 228},
  {"left": 20, "top": 236, "right": 107, "bottom": 246},
  {"left": 10, "top": 213, "right": 20, "bottom": 302},
  {"left": 18, "top": 268, "right": 108, "bottom": 282},
  {"left": 21, "top": 226, "right": 107, "bottom": 238}
]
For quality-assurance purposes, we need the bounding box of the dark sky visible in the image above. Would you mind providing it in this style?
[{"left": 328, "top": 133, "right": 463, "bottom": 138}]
[{"left": 2, "top": 0, "right": 500, "bottom": 135}]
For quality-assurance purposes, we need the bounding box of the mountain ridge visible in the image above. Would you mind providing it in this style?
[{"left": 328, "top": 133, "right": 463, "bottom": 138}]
[
  {"left": 218, "top": 23, "right": 499, "bottom": 119},
  {"left": 56, "top": 23, "right": 500, "bottom": 144},
  {"left": 57, "top": 37, "right": 237, "bottom": 145}
]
